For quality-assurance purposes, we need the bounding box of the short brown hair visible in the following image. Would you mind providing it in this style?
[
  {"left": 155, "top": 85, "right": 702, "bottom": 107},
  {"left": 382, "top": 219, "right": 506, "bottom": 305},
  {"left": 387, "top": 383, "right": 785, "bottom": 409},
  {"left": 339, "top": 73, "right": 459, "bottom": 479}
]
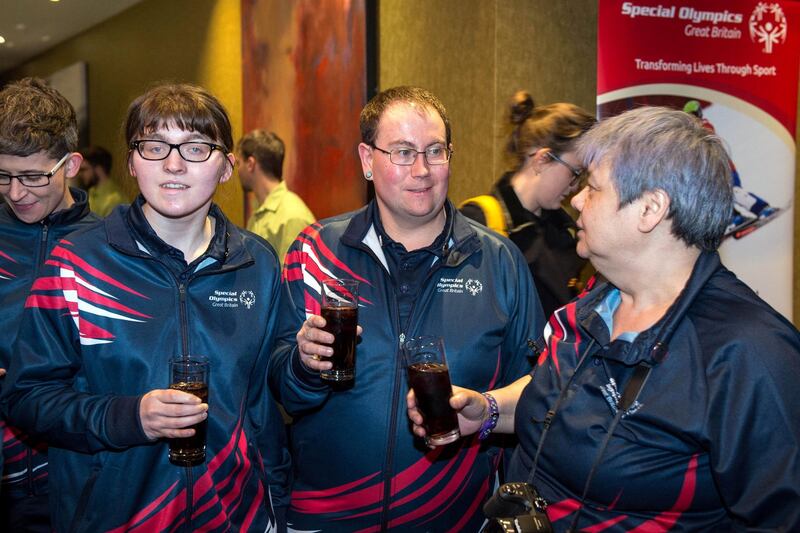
[
  {"left": 125, "top": 83, "right": 233, "bottom": 151},
  {"left": 0, "top": 77, "right": 78, "bottom": 158},
  {"left": 236, "top": 130, "right": 285, "bottom": 180},
  {"left": 359, "top": 86, "right": 451, "bottom": 146}
]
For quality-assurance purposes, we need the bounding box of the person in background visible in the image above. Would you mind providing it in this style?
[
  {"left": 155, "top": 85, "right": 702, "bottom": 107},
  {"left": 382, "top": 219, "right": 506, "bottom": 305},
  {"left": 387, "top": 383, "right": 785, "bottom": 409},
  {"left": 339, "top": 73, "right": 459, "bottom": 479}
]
[
  {"left": 269, "top": 86, "right": 545, "bottom": 531},
  {"left": 0, "top": 77, "right": 100, "bottom": 533},
  {"left": 2, "top": 83, "right": 290, "bottom": 532},
  {"left": 78, "top": 145, "right": 128, "bottom": 217},
  {"left": 236, "top": 129, "right": 314, "bottom": 265},
  {"left": 460, "top": 91, "right": 595, "bottom": 318},
  {"left": 409, "top": 106, "right": 800, "bottom": 530}
]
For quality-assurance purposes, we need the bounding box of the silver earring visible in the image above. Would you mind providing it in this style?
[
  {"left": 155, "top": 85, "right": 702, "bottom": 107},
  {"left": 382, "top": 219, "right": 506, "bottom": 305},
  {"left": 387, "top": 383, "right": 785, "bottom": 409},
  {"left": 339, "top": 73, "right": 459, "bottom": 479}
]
[{"left": 365, "top": 171, "right": 373, "bottom": 180}]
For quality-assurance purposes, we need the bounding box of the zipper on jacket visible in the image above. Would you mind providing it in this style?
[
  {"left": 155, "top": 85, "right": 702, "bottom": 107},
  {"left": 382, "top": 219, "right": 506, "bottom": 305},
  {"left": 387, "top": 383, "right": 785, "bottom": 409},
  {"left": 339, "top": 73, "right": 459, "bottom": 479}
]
[
  {"left": 177, "top": 279, "right": 194, "bottom": 528},
  {"left": 184, "top": 465, "right": 194, "bottom": 531},
  {"left": 378, "top": 258, "right": 445, "bottom": 530},
  {"left": 26, "top": 448, "right": 33, "bottom": 494},
  {"left": 23, "top": 222, "right": 51, "bottom": 493},
  {"left": 178, "top": 282, "right": 190, "bottom": 355},
  {"left": 37, "top": 222, "right": 49, "bottom": 279}
]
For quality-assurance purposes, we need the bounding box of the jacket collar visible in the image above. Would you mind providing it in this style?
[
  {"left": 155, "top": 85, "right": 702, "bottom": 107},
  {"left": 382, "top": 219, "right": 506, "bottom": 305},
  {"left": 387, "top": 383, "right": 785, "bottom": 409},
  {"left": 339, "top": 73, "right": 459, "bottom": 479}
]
[
  {"left": 340, "top": 199, "right": 481, "bottom": 268},
  {"left": 105, "top": 195, "right": 251, "bottom": 270},
  {"left": 577, "top": 250, "right": 725, "bottom": 365}
]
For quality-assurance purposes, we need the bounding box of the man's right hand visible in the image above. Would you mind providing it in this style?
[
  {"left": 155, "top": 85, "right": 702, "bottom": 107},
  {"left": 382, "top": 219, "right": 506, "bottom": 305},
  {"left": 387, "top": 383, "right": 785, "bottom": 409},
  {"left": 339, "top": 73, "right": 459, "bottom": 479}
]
[{"left": 296, "top": 314, "right": 362, "bottom": 372}]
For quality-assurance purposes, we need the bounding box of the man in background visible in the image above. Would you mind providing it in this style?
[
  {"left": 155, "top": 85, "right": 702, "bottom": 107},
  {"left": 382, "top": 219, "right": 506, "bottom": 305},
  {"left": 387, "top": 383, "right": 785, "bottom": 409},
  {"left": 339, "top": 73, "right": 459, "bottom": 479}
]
[
  {"left": 0, "top": 77, "right": 99, "bottom": 533},
  {"left": 236, "top": 129, "right": 314, "bottom": 264},
  {"left": 78, "top": 145, "right": 127, "bottom": 217}
]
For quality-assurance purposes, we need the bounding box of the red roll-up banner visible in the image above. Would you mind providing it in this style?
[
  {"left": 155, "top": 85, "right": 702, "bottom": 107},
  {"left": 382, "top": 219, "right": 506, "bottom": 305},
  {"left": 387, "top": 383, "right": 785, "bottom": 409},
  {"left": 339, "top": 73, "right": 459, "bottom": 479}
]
[{"left": 598, "top": 0, "right": 800, "bottom": 318}]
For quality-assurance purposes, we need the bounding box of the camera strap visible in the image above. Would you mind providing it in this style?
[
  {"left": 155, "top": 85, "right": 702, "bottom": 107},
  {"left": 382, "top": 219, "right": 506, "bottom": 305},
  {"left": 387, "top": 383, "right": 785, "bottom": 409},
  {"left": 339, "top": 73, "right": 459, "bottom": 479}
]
[
  {"left": 566, "top": 361, "right": 652, "bottom": 532},
  {"left": 524, "top": 349, "right": 653, "bottom": 532}
]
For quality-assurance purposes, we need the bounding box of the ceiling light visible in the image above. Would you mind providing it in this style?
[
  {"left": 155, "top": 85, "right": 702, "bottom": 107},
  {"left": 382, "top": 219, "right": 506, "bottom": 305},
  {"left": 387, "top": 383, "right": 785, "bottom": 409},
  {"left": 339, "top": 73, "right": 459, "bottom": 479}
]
[{"left": 0, "top": 36, "right": 5, "bottom": 44}]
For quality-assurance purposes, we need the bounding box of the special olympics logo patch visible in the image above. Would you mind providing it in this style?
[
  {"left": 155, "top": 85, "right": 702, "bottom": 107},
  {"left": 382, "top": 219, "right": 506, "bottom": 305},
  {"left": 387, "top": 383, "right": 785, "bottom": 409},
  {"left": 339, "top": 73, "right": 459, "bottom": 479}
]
[
  {"left": 465, "top": 279, "right": 483, "bottom": 296},
  {"left": 749, "top": 2, "right": 787, "bottom": 54},
  {"left": 239, "top": 290, "right": 256, "bottom": 309}
]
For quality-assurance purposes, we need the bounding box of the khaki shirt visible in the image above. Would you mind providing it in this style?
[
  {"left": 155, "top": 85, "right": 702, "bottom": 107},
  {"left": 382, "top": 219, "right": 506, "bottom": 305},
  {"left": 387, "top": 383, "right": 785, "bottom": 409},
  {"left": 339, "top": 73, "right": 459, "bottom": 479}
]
[
  {"left": 247, "top": 181, "right": 315, "bottom": 265},
  {"left": 89, "top": 179, "right": 127, "bottom": 218}
]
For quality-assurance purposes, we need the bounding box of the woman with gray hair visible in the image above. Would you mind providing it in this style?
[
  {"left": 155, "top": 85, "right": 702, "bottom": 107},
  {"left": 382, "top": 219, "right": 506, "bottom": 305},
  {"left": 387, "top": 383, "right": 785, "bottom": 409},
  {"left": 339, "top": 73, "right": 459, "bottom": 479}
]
[{"left": 409, "top": 106, "right": 800, "bottom": 530}]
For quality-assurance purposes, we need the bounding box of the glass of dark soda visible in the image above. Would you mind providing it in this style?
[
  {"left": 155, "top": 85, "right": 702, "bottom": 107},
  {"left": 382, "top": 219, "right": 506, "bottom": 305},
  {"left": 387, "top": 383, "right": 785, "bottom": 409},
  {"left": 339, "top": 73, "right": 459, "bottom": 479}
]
[
  {"left": 168, "top": 355, "right": 209, "bottom": 466},
  {"left": 320, "top": 278, "right": 359, "bottom": 383},
  {"left": 403, "top": 335, "right": 460, "bottom": 446}
]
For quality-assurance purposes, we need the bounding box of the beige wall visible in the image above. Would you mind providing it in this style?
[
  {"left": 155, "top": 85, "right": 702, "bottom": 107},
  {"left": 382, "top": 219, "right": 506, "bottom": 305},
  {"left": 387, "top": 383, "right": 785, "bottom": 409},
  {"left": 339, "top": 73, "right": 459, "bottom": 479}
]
[
  {"left": 3, "top": 0, "right": 244, "bottom": 222},
  {"left": 379, "top": 0, "right": 598, "bottom": 204}
]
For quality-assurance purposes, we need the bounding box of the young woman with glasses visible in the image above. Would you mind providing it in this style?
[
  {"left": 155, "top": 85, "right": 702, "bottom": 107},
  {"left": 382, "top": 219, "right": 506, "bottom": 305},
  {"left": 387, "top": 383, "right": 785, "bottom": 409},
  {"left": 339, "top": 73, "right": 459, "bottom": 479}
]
[
  {"left": 3, "top": 83, "right": 290, "bottom": 532},
  {"left": 460, "top": 91, "right": 595, "bottom": 318}
]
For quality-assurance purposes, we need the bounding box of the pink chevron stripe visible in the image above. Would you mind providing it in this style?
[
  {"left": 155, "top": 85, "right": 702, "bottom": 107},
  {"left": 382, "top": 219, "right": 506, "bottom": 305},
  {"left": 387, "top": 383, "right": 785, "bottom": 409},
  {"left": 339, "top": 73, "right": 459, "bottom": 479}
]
[
  {"left": 565, "top": 302, "right": 582, "bottom": 356},
  {"left": 50, "top": 246, "right": 149, "bottom": 299},
  {"left": 583, "top": 515, "right": 628, "bottom": 532},
  {"left": 75, "top": 283, "right": 153, "bottom": 318},
  {"left": 32, "top": 276, "right": 152, "bottom": 319},
  {"left": 0, "top": 249, "right": 16, "bottom": 262},
  {"left": 292, "top": 441, "right": 463, "bottom": 514},
  {"left": 381, "top": 439, "right": 481, "bottom": 526},
  {"left": 302, "top": 227, "right": 370, "bottom": 285},
  {"left": 30, "top": 276, "right": 65, "bottom": 291},
  {"left": 548, "top": 498, "right": 580, "bottom": 521},
  {"left": 629, "top": 454, "right": 697, "bottom": 532},
  {"left": 219, "top": 437, "right": 253, "bottom": 512},
  {"left": 6, "top": 450, "right": 26, "bottom": 462},
  {"left": 343, "top": 448, "right": 456, "bottom": 519},
  {"left": 119, "top": 423, "right": 248, "bottom": 532},
  {"left": 284, "top": 265, "right": 304, "bottom": 282},
  {"left": 78, "top": 318, "right": 115, "bottom": 340},
  {"left": 238, "top": 478, "right": 264, "bottom": 532},
  {"left": 0, "top": 266, "right": 15, "bottom": 278},
  {"left": 304, "top": 290, "right": 321, "bottom": 316},
  {"left": 25, "top": 294, "right": 69, "bottom": 310},
  {"left": 444, "top": 471, "right": 491, "bottom": 532},
  {"left": 293, "top": 471, "right": 382, "bottom": 500},
  {"left": 291, "top": 478, "right": 382, "bottom": 513},
  {"left": 107, "top": 481, "right": 180, "bottom": 533}
]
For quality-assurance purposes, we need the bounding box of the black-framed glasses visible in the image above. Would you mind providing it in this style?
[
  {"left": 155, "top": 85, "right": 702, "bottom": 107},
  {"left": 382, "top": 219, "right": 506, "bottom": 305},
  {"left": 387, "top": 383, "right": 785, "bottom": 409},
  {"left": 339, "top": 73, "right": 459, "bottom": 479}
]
[
  {"left": 0, "top": 153, "right": 71, "bottom": 188},
  {"left": 130, "top": 140, "right": 226, "bottom": 163},
  {"left": 371, "top": 144, "right": 452, "bottom": 166},
  {"left": 546, "top": 151, "right": 585, "bottom": 186}
]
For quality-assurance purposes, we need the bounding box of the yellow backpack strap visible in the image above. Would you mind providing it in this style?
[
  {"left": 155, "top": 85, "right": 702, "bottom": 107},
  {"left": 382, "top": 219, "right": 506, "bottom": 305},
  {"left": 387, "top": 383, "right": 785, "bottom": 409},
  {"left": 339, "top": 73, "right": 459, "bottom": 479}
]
[{"left": 459, "top": 195, "right": 508, "bottom": 237}]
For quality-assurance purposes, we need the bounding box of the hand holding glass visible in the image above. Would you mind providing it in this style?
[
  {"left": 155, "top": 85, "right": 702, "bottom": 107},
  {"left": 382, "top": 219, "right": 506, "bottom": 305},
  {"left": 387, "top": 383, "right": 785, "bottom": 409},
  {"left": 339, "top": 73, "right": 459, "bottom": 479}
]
[
  {"left": 404, "top": 336, "right": 460, "bottom": 446},
  {"left": 320, "top": 279, "right": 359, "bottom": 383}
]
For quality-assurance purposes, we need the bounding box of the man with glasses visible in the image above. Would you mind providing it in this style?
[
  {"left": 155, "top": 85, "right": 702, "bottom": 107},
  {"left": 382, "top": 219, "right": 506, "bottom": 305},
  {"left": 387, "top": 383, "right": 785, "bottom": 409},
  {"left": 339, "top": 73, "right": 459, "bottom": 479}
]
[
  {"left": 0, "top": 77, "right": 99, "bottom": 533},
  {"left": 269, "top": 86, "right": 545, "bottom": 531}
]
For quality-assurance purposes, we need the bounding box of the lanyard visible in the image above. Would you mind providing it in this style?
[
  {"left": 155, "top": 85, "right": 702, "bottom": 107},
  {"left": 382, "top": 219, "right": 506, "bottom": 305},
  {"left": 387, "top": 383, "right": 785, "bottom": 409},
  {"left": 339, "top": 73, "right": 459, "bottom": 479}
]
[{"left": 525, "top": 339, "right": 657, "bottom": 532}]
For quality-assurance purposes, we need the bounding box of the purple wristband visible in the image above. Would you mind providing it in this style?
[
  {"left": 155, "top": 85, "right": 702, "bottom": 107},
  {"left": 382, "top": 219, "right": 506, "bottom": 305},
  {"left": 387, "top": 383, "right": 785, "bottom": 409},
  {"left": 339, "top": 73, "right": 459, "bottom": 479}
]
[{"left": 478, "top": 392, "right": 499, "bottom": 440}]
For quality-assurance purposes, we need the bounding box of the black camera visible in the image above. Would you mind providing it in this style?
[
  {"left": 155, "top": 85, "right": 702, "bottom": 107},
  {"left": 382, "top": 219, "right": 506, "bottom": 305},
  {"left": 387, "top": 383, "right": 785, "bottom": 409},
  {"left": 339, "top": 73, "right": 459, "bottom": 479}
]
[{"left": 482, "top": 482, "right": 553, "bottom": 533}]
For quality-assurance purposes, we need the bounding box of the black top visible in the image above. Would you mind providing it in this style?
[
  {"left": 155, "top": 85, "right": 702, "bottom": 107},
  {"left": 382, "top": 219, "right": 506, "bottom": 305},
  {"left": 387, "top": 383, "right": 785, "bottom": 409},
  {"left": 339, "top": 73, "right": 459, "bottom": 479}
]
[{"left": 460, "top": 172, "right": 586, "bottom": 318}]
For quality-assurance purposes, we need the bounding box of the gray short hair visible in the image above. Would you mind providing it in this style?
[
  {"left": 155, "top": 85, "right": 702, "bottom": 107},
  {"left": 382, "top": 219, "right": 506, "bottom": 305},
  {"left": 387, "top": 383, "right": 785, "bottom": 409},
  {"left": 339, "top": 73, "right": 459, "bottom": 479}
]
[{"left": 577, "top": 106, "right": 733, "bottom": 250}]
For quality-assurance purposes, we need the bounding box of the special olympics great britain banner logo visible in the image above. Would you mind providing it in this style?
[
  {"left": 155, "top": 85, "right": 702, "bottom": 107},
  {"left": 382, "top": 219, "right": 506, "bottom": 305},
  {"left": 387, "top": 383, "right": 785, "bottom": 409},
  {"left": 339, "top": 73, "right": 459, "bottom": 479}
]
[{"left": 749, "top": 2, "right": 787, "bottom": 53}]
